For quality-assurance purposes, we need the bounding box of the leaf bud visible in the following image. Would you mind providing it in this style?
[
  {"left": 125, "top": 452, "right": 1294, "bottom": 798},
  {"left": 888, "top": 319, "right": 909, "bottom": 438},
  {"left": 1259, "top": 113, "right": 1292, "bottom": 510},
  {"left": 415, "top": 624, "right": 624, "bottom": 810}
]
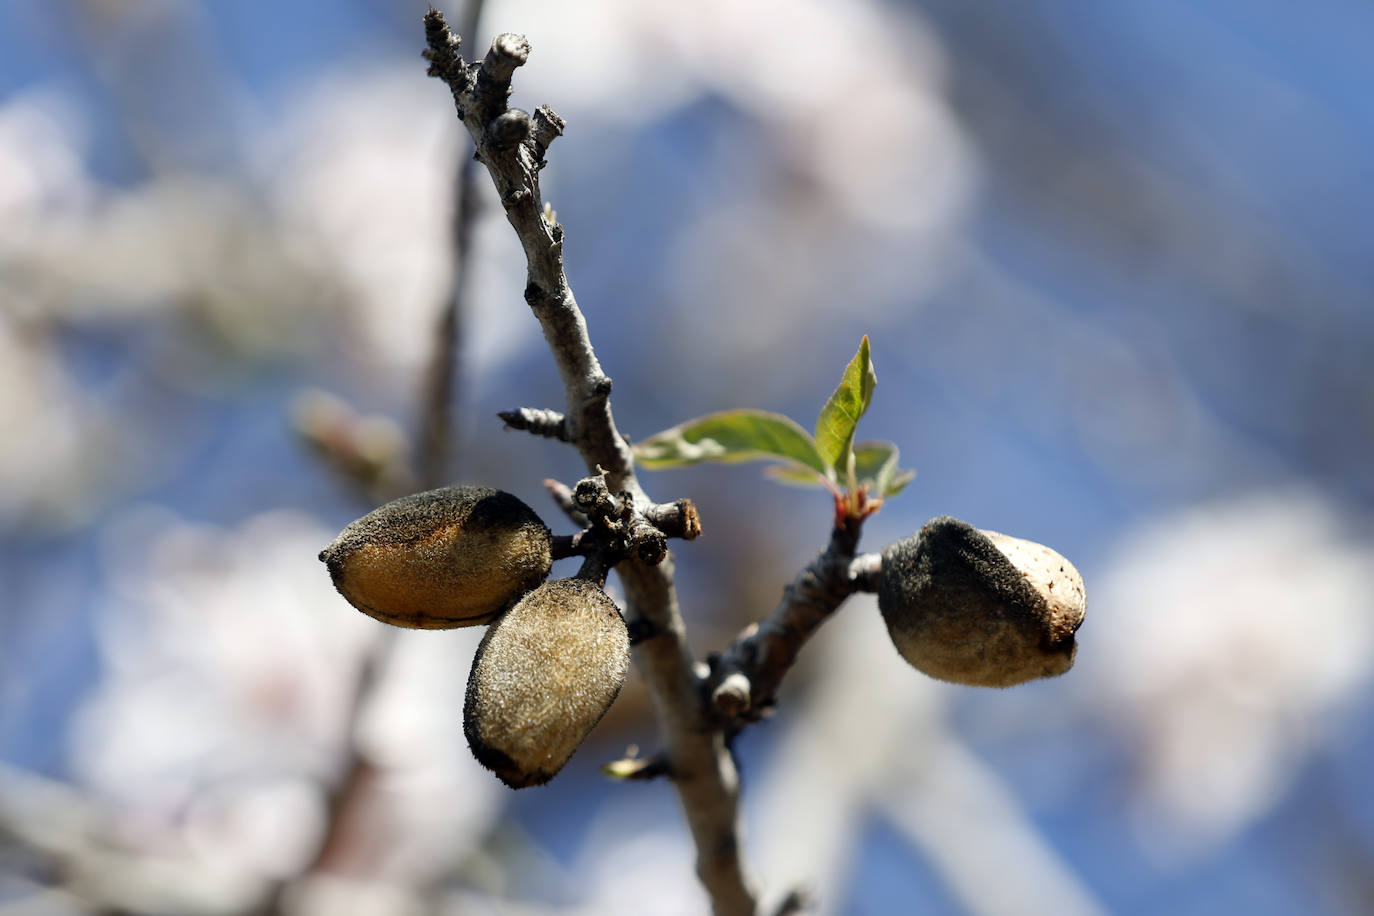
[
  {"left": 319, "top": 486, "right": 552, "bottom": 629},
  {"left": 878, "top": 516, "right": 1085, "bottom": 687},
  {"left": 464, "top": 577, "right": 631, "bottom": 788}
]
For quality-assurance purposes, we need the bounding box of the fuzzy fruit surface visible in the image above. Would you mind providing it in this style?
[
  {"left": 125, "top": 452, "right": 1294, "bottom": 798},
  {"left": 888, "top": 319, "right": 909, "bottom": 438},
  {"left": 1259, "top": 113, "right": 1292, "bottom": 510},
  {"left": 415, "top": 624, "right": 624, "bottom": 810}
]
[
  {"left": 465, "top": 578, "right": 631, "bottom": 788},
  {"left": 878, "top": 516, "right": 1086, "bottom": 688},
  {"left": 319, "top": 486, "right": 552, "bottom": 628}
]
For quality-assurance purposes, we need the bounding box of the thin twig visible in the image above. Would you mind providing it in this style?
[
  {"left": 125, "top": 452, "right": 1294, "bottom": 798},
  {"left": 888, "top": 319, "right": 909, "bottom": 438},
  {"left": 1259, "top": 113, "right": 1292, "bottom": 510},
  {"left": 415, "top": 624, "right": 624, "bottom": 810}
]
[
  {"left": 498, "top": 406, "right": 568, "bottom": 440},
  {"left": 645, "top": 498, "right": 703, "bottom": 540},
  {"left": 423, "top": 12, "right": 756, "bottom": 913}
]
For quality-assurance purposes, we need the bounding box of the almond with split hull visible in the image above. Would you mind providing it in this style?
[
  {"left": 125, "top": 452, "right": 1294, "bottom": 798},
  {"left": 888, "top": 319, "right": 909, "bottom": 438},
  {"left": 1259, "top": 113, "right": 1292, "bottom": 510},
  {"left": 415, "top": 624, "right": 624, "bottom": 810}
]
[{"left": 878, "top": 516, "right": 1085, "bottom": 687}]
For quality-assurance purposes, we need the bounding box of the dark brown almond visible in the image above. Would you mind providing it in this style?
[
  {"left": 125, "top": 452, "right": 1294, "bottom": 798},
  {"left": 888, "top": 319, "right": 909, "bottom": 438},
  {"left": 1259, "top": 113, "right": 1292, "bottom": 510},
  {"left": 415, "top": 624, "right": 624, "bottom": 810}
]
[{"left": 320, "top": 486, "right": 551, "bottom": 628}]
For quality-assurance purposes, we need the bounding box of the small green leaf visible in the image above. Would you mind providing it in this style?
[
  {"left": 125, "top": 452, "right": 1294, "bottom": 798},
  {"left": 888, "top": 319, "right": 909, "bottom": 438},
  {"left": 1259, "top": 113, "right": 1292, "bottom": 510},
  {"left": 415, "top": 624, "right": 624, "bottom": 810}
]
[
  {"left": 814, "top": 337, "right": 877, "bottom": 478},
  {"left": 635, "top": 409, "right": 829, "bottom": 477},
  {"left": 853, "top": 440, "right": 897, "bottom": 489},
  {"left": 853, "top": 440, "right": 916, "bottom": 497},
  {"left": 763, "top": 462, "right": 834, "bottom": 489},
  {"left": 884, "top": 468, "right": 916, "bottom": 497}
]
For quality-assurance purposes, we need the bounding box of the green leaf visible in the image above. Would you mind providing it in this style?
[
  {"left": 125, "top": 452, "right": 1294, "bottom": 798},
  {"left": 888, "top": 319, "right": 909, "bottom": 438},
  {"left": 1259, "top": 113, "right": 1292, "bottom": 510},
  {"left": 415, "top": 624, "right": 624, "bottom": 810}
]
[
  {"left": 853, "top": 440, "right": 916, "bottom": 497},
  {"left": 853, "top": 440, "right": 897, "bottom": 490},
  {"left": 763, "top": 462, "right": 834, "bottom": 489},
  {"left": 634, "top": 409, "right": 829, "bottom": 477},
  {"left": 883, "top": 468, "right": 917, "bottom": 497},
  {"left": 814, "top": 336, "right": 877, "bottom": 478}
]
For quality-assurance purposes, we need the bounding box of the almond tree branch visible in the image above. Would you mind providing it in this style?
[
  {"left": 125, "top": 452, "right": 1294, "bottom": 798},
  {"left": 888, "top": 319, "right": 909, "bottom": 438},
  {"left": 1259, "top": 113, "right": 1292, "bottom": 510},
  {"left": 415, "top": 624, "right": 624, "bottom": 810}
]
[
  {"left": 710, "top": 521, "right": 879, "bottom": 723},
  {"left": 423, "top": 11, "right": 756, "bottom": 913}
]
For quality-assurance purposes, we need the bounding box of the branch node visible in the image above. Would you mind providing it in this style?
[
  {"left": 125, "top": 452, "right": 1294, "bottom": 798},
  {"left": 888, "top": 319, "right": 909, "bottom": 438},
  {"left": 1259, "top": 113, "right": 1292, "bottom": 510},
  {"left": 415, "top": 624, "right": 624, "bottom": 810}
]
[
  {"left": 645, "top": 499, "right": 703, "bottom": 540},
  {"left": 848, "top": 552, "right": 882, "bottom": 592},
  {"left": 632, "top": 525, "right": 669, "bottom": 566},
  {"left": 488, "top": 33, "right": 530, "bottom": 72},
  {"left": 529, "top": 105, "right": 566, "bottom": 159},
  {"left": 573, "top": 472, "right": 617, "bottom": 519},
  {"left": 712, "top": 672, "right": 752, "bottom": 717},
  {"left": 524, "top": 281, "right": 554, "bottom": 307},
  {"left": 485, "top": 108, "right": 531, "bottom": 150}
]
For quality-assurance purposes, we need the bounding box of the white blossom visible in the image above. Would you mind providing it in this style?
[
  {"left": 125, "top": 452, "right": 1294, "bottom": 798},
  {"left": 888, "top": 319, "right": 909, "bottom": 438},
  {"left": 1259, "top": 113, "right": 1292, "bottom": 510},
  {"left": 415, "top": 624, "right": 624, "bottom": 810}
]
[
  {"left": 1086, "top": 488, "right": 1374, "bottom": 854},
  {"left": 72, "top": 509, "right": 504, "bottom": 885}
]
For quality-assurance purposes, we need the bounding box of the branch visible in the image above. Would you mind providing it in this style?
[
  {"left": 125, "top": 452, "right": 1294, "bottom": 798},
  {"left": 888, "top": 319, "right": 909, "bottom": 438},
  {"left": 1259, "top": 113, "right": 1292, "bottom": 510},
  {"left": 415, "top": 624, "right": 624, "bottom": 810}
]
[
  {"left": 425, "top": 11, "right": 627, "bottom": 481},
  {"left": 423, "top": 11, "right": 756, "bottom": 913},
  {"left": 710, "top": 524, "right": 876, "bottom": 722},
  {"left": 258, "top": 629, "right": 396, "bottom": 913},
  {"left": 415, "top": 152, "right": 482, "bottom": 488}
]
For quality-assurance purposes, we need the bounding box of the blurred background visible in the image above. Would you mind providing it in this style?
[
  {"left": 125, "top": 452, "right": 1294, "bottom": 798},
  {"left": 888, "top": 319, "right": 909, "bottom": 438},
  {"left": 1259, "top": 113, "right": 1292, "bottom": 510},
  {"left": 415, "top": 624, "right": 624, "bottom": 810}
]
[{"left": 3, "top": 0, "right": 1373, "bottom": 913}]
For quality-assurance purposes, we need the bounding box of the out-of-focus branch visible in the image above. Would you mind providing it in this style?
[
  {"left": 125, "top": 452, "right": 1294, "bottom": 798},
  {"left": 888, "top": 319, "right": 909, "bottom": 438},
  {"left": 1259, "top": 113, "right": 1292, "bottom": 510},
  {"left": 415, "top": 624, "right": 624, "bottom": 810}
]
[
  {"left": 289, "top": 6, "right": 490, "bottom": 911},
  {"left": 0, "top": 763, "right": 267, "bottom": 916},
  {"left": 415, "top": 155, "right": 481, "bottom": 489},
  {"left": 542, "top": 477, "right": 589, "bottom": 527},
  {"left": 423, "top": 11, "right": 756, "bottom": 913},
  {"left": 255, "top": 627, "right": 395, "bottom": 915},
  {"left": 292, "top": 389, "right": 412, "bottom": 501},
  {"left": 417, "top": 0, "right": 488, "bottom": 490},
  {"left": 885, "top": 738, "right": 1107, "bottom": 916}
]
